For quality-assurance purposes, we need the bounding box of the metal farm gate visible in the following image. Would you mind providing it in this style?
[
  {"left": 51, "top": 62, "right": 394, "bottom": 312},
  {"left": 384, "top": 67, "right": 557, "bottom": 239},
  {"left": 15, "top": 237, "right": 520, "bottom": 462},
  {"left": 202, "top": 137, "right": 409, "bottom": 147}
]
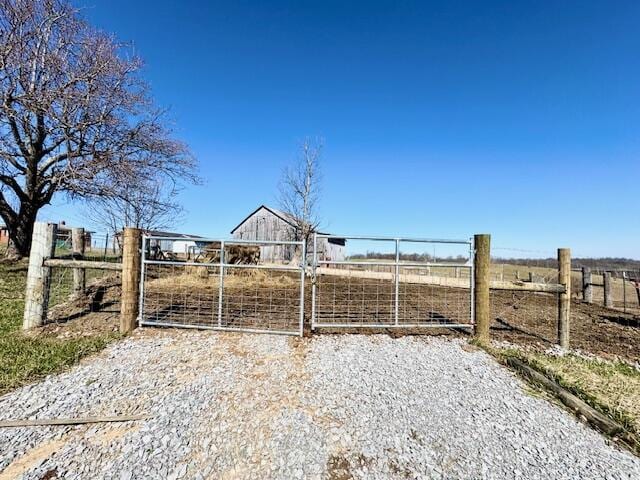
[
  {"left": 139, "top": 235, "right": 305, "bottom": 335},
  {"left": 310, "top": 234, "right": 474, "bottom": 329},
  {"left": 137, "top": 233, "right": 473, "bottom": 336}
]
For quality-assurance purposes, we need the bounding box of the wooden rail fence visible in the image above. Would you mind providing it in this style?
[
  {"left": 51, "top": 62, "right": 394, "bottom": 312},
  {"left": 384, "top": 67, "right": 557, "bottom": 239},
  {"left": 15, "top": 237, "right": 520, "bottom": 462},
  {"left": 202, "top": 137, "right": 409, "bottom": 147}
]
[{"left": 23, "top": 222, "right": 141, "bottom": 334}]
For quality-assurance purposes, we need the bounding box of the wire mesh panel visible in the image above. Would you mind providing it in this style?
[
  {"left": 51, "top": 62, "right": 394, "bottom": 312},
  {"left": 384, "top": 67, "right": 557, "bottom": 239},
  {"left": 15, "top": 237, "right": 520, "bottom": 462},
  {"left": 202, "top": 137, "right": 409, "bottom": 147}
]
[
  {"left": 46, "top": 266, "right": 121, "bottom": 324},
  {"left": 312, "top": 264, "right": 396, "bottom": 326},
  {"left": 398, "top": 266, "right": 472, "bottom": 326},
  {"left": 490, "top": 255, "right": 560, "bottom": 346},
  {"left": 140, "top": 237, "right": 305, "bottom": 335},
  {"left": 311, "top": 235, "right": 473, "bottom": 329}
]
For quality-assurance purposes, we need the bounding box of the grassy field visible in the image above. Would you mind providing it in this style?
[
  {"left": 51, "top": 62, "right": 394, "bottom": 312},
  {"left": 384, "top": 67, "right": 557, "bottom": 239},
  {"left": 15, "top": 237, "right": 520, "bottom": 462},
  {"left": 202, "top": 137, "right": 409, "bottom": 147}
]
[{"left": 0, "top": 261, "right": 119, "bottom": 395}]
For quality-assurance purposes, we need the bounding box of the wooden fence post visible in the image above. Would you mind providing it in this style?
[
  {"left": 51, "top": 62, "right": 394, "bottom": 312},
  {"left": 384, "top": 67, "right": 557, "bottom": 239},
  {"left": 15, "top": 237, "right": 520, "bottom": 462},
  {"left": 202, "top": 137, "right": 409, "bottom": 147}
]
[
  {"left": 603, "top": 271, "right": 613, "bottom": 308},
  {"left": 72, "top": 227, "right": 85, "bottom": 297},
  {"left": 120, "top": 227, "right": 141, "bottom": 334},
  {"left": 582, "top": 266, "right": 592, "bottom": 303},
  {"left": 473, "top": 234, "right": 491, "bottom": 342},
  {"left": 558, "top": 248, "right": 571, "bottom": 349},
  {"left": 23, "top": 222, "right": 57, "bottom": 329}
]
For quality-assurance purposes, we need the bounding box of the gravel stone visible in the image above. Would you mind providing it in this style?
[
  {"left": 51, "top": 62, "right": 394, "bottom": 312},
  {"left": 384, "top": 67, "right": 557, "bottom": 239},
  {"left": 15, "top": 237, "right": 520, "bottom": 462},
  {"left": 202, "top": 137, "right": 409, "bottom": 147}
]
[{"left": 0, "top": 331, "right": 638, "bottom": 479}]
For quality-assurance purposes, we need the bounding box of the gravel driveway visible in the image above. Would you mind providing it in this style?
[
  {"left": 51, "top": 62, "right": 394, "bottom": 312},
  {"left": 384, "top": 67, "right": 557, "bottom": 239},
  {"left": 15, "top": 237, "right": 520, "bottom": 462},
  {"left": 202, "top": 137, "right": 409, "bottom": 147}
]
[{"left": 1, "top": 331, "right": 638, "bottom": 479}]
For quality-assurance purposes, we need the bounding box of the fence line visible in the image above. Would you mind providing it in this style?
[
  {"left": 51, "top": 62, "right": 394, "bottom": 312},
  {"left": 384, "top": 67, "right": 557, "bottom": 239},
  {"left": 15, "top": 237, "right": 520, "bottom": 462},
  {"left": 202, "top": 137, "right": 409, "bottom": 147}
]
[{"left": 23, "top": 224, "right": 602, "bottom": 350}]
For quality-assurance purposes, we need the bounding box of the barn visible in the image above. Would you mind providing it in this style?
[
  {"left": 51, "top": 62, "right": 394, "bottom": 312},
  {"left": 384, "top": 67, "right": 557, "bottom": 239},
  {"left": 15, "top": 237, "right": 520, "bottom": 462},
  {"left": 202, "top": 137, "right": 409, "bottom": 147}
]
[{"left": 230, "top": 205, "right": 346, "bottom": 263}]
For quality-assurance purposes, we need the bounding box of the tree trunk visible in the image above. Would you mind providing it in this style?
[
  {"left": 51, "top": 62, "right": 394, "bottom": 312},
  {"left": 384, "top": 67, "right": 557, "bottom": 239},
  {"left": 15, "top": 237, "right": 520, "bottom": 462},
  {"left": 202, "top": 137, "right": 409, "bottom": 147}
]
[{"left": 5, "top": 207, "right": 39, "bottom": 259}]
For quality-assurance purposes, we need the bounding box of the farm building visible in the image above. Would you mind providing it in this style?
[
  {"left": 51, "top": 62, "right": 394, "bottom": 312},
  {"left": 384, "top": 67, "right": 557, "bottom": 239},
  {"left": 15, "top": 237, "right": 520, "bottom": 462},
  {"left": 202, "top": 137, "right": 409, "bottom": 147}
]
[
  {"left": 230, "top": 205, "right": 346, "bottom": 263},
  {"left": 55, "top": 222, "right": 93, "bottom": 250},
  {"left": 115, "top": 229, "right": 206, "bottom": 258}
]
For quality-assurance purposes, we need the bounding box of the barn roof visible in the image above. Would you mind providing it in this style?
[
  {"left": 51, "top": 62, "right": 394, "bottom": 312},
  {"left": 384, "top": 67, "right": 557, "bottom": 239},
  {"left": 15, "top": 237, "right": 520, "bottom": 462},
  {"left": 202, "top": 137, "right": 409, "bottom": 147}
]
[
  {"left": 230, "top": 205, "right": 300, "bottom": 234},
  {"left": 230, "top": 205, "right": 343, "bottom": 242}
]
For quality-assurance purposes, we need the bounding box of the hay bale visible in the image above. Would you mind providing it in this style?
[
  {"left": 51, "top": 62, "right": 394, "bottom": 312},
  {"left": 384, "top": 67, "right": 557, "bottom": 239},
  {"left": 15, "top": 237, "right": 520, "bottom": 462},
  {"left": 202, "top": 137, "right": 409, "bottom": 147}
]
[{"left": 201, "top": 242, "right": 260, "bottom": 265}]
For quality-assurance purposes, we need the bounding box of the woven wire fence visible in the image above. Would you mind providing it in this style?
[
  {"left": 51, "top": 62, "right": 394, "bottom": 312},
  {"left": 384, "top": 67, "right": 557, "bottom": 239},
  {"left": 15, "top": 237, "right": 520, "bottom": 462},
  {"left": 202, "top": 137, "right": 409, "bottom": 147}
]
[
  {"left": 140, "top": 238, "right": 305, "bottom": 335},
  {"left": 54, "top": 230, "right": 120, "bottom": 261},
  {"left": 312, "top": 236, "right": 473, "bottom": 329},
  {"left": 573, "top": 268, "right": 640, "bottom": 319},
  {"left": 490, "top": 249, "right": 560, "bottom": 347},
  {"left": 47, "top": 266, "right": 121, "bottom": 323},
  {"left": 569, "top": 266, "right": 640, "bottom": 359},
  {"left": 489, "top": 249, "right": 640, "bottom": 360},
  {"left": 47, "top": 230, "right": 122, "bottom": 325}
]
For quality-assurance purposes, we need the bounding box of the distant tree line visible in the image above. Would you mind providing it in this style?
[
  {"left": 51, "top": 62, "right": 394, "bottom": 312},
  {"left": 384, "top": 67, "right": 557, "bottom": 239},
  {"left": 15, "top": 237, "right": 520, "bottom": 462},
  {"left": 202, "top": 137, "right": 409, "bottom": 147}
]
[
  {"left": 348, "top": 252, "right": 640, "bottom": 271},
  {"left": 493, "top": 257, "right": 640, "bottom": 271}
]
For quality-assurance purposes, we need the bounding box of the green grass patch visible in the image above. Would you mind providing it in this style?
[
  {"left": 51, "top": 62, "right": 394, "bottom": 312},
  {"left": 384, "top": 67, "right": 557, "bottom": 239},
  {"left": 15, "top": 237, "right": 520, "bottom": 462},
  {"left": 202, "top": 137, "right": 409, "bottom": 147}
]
[
  {"left": 0, "top": 261, "right": 119, "bottom": 395},
  {"left": 492, "top": 345, "right": 640, "bottom": 437},
  {"left": 523, "top": 352, "right": 640, "bottom": 433}
]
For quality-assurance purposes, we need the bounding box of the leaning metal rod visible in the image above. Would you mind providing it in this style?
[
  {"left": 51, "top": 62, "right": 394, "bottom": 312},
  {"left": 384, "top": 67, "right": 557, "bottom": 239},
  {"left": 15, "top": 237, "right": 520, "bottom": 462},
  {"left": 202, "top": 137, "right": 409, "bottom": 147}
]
[
  {"left": 394, "top": 238, "right": 400, "bottom": 326},
  {"left": 469, "top": 237, "right": 475, "bottom": 325},
  {"left": 137, "top": 235, "right": 147, "bottom": 327},
  {"left": 623, "top": 272, "right": 627, "bottom": 313},
  {"left": 311, "top": 233, "right": 318, "bottom": 330},
  {"left": 218, "top": 240, "right": 224, "bottom": 328},
  {"left": 299, "top": 240, "right": 306, "bottom": 337}
]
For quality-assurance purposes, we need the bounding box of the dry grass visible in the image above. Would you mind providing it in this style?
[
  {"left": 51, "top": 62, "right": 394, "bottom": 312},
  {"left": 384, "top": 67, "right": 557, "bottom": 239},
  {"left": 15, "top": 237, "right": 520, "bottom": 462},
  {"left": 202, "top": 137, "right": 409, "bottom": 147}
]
[
  {"left": 527, "top": 353, "right": 640, "bottom": 431},
  {"left": 148, "top": 268, "right": 299, "bottom": 292},
  {"left": 498, "top": 347, "right": 640, "bottom": 439}
]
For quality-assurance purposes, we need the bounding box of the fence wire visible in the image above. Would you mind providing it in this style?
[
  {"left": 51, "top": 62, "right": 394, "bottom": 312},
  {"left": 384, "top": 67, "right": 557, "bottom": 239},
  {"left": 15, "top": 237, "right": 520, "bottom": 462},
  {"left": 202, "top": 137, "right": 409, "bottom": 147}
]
[
  {"left": 141, "top": 263, "right": 302, "bottom": 334},
  {"left": 489, "top": 253, "right": 640, "bottom": 360},
  {"left": 140, "top": 237, "right": 305, "bottom": 335},
  {"left": 47, "top": 266, "right": 121, "bottom": 324},
  {"left": 573, "top": 269, "right": 640, "bottom": 319},
  {"left": 490, "top": 255, "right": 560, "bottom": 346},
  {"left": 311, "top": 235, "right": 473, "bottom": 329}
]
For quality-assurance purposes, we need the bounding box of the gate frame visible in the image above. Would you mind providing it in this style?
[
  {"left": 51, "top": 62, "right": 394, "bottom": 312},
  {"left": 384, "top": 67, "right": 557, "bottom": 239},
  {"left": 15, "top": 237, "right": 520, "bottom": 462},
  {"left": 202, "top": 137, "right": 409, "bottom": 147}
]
[
  {"left": 310, "top": 233, "right": 474, "bottom": 330},
  {"left": 138, "top": 235, "right": 306, "bottom": 336}
]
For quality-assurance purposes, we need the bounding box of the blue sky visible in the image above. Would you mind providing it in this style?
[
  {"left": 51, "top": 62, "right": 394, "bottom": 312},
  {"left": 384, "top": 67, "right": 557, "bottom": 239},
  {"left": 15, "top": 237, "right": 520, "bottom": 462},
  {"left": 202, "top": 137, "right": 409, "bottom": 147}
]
[{"left": 44, "top": 1, "right": 640, "bottom": 258}]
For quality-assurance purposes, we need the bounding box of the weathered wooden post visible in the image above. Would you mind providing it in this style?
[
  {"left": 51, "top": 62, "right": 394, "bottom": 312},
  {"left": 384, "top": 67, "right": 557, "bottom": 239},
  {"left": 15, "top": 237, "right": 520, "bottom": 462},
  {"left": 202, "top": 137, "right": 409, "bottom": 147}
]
[
  {"left": 72, "top": 227, "right": 86, "bottom": 297},
  {"left": 23, "top": 222, "right": 57, "bottom": 329},
  {"left": 558, "top": 248, "right": 571, "bottom": 349},
  {"left": 582, "top": 266, "right": 592, "bottom": 303},
  {"left": 120, "top": 227, "right": 142, "bottom": 334},
  {"left": 473, "top": 234, "right": 491, "bottom": 342},
  {"left": 603, "top": 271, "right": 613, "bottom": 308}
]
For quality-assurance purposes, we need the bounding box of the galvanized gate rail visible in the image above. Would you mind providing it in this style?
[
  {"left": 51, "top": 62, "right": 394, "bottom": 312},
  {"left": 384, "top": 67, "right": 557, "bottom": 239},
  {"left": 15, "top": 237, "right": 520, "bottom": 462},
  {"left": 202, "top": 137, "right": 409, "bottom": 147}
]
[
  {"left": 310, "top": 234, "right": 474, "bottom": 329},
  {"left": 138, "top": 235, "right": 306, "bottom": 336}
]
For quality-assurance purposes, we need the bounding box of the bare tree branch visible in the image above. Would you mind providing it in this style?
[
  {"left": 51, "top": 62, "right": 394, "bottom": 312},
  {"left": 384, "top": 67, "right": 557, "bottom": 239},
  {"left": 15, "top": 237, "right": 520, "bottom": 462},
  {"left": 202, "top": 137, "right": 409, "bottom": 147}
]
[
  {"left": 84, "top": 174, "right": 185, "bottom": 247},
  {"left": 0, "top": 0, "right": 198, "bottom": 257},
  {"left": 278, "top": 137, "right": 323, "bottom": 246}
]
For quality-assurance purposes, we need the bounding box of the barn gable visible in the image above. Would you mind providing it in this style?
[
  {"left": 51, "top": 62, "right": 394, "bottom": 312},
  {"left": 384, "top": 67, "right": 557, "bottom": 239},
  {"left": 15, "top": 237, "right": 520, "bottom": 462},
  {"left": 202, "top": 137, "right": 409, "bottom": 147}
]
[
  {"left": 230, "top": 205, "right": 297, "bottom": 234},
  {"left": 230, "top": 205, "right": 346, "bottom": 262}
]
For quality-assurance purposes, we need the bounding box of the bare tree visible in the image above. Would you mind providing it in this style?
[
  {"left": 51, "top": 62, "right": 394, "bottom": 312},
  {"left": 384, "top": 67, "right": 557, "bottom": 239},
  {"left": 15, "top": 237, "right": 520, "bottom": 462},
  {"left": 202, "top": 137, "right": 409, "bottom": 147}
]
[
  {"left": 278, "top": 137, "right": 322, "bottom": 245},
  {"left": 85, "top": 175, "right": 184, "bottom": 249},
  {"left": 0, "top": 0, "right": 197, "bottom": 257}
]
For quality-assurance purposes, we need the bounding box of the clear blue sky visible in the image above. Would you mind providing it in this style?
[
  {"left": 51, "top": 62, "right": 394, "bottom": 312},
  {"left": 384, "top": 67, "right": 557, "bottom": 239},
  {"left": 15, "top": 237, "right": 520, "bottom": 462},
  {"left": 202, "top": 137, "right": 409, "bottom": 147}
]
[{"left": 44, "top": 0, "right": 640, "bottom": 258}]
